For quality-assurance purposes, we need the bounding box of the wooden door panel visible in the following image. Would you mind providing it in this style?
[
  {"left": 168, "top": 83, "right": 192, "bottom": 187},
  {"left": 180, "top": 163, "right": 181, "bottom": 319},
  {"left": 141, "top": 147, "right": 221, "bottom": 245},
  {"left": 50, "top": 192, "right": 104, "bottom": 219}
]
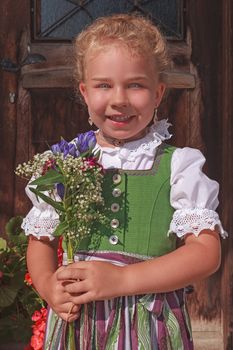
[
  {"left": 0, "top": 0, "right": 30, "bottom": 236},
  {"left": 30, "top": 89, "right": 89, "bottom": 154}
]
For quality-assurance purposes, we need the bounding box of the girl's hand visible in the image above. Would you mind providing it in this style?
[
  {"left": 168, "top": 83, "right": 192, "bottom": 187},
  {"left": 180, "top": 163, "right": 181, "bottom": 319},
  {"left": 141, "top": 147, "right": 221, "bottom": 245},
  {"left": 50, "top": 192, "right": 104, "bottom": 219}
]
[
  {"left": 57, "top": 230, "right": 221, "bottom": 301},
  {"left": 26, "top": 237, "right": 81, "bottom": 321},
  {"left": 43, "top": 266, "right": 81, "bottom": 322},
  {"left": 57, "top": 261, "right": 125, "bottom": 304}
]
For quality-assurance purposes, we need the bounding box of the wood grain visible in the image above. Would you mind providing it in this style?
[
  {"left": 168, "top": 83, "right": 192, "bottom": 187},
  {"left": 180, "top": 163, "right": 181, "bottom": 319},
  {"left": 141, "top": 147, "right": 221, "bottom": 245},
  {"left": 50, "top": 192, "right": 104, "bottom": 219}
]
[{"left": 0, "top": 0, "right": 30, "bottom": 234}]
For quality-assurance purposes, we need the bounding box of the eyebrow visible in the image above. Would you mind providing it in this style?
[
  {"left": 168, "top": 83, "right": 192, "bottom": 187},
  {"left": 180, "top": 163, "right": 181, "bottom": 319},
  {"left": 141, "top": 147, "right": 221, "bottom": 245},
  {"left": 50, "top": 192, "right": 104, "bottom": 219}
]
[{"left": 91, "top": 76, "right": 148, "bottom": 81}]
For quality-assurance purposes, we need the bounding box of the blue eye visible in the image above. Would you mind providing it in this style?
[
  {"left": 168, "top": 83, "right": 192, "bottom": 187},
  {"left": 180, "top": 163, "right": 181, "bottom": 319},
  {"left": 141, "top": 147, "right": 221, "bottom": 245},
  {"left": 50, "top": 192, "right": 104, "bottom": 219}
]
[
  {"left": 128, "top": 83, "right": 142, "bottom": 89},
  {"left": 97, "top": 83, "right": 111, "bottom": 89}
]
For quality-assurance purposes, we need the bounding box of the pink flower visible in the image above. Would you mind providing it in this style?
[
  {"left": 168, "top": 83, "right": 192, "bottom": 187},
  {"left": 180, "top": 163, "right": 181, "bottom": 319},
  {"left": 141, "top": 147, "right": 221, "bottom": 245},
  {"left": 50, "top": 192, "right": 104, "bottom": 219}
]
[
  {"left": 31, "top": 310, "right": 42, "bottom": 322},
  {"left": 32, "top": 319, "right": 46, "bottom": 333},
  {"left": 40, "top": 307, "right": 47, "bottom": 318},
  {"left": 30, "top": 334, "right": 44, "bottom": 350},
  {"left": 32, "top": 326, "right": 41, "bottom": 336},
  {"left": 30, "top": 307, "right": 48, "bottom": 350}
]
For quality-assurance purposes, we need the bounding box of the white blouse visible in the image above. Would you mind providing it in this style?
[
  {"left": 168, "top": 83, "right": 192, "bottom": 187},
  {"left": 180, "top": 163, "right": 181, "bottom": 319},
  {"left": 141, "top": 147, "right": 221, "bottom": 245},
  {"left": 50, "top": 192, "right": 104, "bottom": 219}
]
[{"left": 22, "top": 119, "right": 226, "bottom": 240}]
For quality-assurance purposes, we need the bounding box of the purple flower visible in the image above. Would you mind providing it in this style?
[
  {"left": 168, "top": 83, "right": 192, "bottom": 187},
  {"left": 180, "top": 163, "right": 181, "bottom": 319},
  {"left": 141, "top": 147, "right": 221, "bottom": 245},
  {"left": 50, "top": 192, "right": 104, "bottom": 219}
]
[
  {"left": 51, "top": 131, "right": 96, "bottom": 158},
  {"left": 68, "top": 143, "right": 80, "bottom": 157},
  {"left": 51, "top": 139, "right": 80, "bottom": 158},
  {"left": 74, "top": 131, "right": 96, "bottom": 153},
  {"left": 56, "top": 183, "right": 65, "bottom": 199},
  {"left": 51, "top": 139, "right": 69, "bottom": 156}
]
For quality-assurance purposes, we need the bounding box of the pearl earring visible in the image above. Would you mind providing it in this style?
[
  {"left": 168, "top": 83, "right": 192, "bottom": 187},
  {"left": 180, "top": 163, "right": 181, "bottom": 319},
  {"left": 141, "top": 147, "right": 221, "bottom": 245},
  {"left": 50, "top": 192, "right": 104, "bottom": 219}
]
[
  {"left": 153, "top": 108, "right": 158, "bottom": 124},
  {"left": 88, "top": 117, "right": 93, "bottom": 126}
]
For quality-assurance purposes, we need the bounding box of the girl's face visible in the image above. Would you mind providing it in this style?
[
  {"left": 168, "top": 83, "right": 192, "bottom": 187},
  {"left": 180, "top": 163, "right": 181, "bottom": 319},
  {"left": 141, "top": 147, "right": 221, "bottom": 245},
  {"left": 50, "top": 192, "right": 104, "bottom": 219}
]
[{"left": 79, "top": 44, "right": 165, "bottom": 145}]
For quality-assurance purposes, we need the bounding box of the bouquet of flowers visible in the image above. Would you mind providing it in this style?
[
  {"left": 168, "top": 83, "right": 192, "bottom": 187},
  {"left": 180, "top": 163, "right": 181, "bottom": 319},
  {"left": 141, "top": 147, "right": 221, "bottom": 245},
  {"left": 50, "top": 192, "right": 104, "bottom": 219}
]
[{"left": 16, "top": 130, "right": 108, "bottom": 349}]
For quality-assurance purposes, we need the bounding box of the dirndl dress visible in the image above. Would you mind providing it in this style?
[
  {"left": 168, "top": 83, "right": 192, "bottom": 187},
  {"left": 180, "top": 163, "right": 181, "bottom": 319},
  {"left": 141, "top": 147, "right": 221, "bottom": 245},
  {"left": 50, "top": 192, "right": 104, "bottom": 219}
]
[{"left": 43, "top": 145, "right": 194, "bottom": 350}]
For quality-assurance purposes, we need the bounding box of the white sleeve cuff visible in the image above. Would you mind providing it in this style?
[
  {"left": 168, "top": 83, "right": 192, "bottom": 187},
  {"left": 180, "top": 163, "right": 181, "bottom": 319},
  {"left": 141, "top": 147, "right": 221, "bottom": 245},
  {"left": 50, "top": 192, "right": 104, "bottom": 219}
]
[
  {"left": 22, "top": 207, "right": 59, "bottom": 240},
  {"left": 168, "top": 208, "right": 227, "bottom": 238}
]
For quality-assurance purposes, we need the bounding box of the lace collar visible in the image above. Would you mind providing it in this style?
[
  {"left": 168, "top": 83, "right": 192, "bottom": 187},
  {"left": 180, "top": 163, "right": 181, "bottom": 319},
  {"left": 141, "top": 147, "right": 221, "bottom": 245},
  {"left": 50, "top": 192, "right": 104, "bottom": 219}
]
[{"left": 93, "top": 119, "right": 172, "bottom": 162}]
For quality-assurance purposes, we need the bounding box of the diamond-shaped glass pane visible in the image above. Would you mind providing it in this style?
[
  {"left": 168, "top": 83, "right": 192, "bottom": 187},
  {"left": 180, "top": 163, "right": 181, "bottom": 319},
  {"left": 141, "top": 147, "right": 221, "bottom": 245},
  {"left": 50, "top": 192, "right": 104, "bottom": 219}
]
[{"left": 33, "top": 0, "right": 184, "bottom": 41}]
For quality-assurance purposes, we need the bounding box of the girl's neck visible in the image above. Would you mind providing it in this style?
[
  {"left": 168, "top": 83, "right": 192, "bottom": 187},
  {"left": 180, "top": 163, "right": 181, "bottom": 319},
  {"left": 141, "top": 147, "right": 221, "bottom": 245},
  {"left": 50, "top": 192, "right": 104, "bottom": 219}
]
[{"left": 96, "top": 128, "right": 149, "bottom": 148}]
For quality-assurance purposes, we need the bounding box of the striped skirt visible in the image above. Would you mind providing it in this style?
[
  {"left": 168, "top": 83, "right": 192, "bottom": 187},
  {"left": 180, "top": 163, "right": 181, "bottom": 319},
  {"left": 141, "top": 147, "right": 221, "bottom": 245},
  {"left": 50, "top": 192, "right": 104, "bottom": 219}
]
[{"left": 44, "top": 252, "right": 193, "bottom": 350}]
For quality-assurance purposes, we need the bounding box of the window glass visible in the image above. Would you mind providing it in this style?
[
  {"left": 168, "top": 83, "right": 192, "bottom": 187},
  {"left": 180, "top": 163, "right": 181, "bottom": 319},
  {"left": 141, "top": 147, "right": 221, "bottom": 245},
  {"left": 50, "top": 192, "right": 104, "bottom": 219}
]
[{"left": 32, "top": 0, "right": 184, "bottom": 41}]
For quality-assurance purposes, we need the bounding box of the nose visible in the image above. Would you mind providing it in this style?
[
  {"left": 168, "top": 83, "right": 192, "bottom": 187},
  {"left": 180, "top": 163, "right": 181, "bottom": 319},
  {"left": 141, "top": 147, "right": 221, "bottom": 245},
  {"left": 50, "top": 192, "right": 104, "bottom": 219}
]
[{"left": 110, "top": 86, "right": 129, "bottom": 108}]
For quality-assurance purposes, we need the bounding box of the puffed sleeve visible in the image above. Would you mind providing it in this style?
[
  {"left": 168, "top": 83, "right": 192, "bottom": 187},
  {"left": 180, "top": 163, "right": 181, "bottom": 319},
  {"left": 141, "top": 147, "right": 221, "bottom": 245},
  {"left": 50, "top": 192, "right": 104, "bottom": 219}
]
[
  {"left": 21, "top": 179, "right": 60, "bottom": 240},
  {"left": 168, "top": 147, "right": 227, "bottom": 238}
]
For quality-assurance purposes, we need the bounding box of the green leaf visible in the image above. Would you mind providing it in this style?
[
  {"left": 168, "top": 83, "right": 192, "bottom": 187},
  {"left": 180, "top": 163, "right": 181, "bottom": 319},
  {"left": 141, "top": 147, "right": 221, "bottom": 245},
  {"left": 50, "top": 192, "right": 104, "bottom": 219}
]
[
  {"left": 53, "top": 221, "right": 69, "bottom": 236},
  {"left": 0, "top": 238, "right": 7, "bottom": 251},
  {"left": 0, "top": 286, "right": 19, "bottom": 308},
  {"left": 29, "top": 187, "right": 65, "bottom": 212},
  {"left": 80, "top": 150, "right": 91, "bottom": 158},
  {"left": 29, "top": 169, "right": 64, "bottom": 186},
  {"left": 5, "top": 216, "right": 23, "bottom": 236},
  {"left": 10, "top": 232, "right": 28, "bottom": 248},
  {"left": 36, "top": 184, "right": 55, "bottom": 192},
  {"left": 11, "top": 270, "right": 26, "bottom": 290},
  {"left": 0, "top": 313, "right": 32, "bottom": 343}
]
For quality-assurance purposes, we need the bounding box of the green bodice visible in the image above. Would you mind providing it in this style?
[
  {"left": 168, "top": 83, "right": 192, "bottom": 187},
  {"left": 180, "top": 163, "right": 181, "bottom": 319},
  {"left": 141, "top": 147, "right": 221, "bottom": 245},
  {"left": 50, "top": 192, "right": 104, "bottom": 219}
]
[{"left": 79, "top": 144, "right": 177, "bottom": 257}]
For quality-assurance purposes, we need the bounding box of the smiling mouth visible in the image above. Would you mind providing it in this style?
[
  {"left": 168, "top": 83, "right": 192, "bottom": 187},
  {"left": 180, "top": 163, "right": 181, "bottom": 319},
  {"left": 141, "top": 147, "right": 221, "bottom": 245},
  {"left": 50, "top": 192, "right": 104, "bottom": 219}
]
[{"left": 108, "top": 115, "right": 134, "bottom": 122}]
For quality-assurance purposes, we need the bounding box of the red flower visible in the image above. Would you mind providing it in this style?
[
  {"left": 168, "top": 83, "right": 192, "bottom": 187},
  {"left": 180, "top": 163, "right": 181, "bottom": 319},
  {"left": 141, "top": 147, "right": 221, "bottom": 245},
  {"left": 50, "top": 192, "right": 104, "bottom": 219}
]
[
  {"left": 31, "top": 310, "right": 42, "bottom": 322},
  {"left": 32, "top": 319, "right": 46, "bottom": 333},
  {"left": 24, "top": 344, "right": 33, "bottom": 350},
  {"left": 86, "top": 157, "right": 98, "bottom": 167},
  {"left": 87, "top": 157, "right": 104, "bottom": 172},
  {"left": 30, "top": 334, "right": 44, "bottom": 350},
  {"left": 42, "top": 158, "right": 56, "bottom": 175},
  {"left": 57, "top": 236, "right": 64, "bottom": 267},
  {"left": 0, "top": 270, "right": 3, "bottom": 279},
  {"left": 40, "top": 307, "right": 47, "bottom": 318},
  {"left": 24, "top": 272, "right": 33, "bottom": 286},
  {"left": 30, "top": 307, "right": 48, "bottom": 350}
]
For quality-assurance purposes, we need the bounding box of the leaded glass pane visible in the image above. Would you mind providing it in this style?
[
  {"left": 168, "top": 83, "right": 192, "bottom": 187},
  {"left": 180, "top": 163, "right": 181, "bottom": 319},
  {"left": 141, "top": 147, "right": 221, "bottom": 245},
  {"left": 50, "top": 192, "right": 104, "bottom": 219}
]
[{"left": 32, "top": 0, "right": 184, "bottom": 41}]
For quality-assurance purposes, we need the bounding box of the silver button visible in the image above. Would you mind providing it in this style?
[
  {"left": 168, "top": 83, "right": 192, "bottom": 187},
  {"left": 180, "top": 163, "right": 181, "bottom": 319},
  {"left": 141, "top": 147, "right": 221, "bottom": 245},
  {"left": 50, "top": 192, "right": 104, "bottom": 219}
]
[
  {"left": 112, "top": 174, "right": 121, "bottom": 184},
  {"left": 109, "top": 235, "right": 119, "bottom": 245},
  {"left": 112, "top": 188, "right": 121, "bottom": 197},
  {"left": 111, "top": 203, "right": 120, "bottom": 212},
  {"left": 111, "top": 218, "right": 119, "bottom": 229}
]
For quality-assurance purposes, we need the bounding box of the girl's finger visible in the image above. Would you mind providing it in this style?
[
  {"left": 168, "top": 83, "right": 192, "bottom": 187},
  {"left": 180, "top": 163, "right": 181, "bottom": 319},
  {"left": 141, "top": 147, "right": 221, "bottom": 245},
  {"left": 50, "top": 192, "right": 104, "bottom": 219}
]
[
  {"left": 57, "top": 268, "right": 86, "bottom": 281},
  {"left": 69, "top": 291, "right": 94, "bottom": 305},
  {"left": 63, "top": 280, "right": 88, "bottom": 295},
  {"left": 59, "top": 311, "right": 80, "bottom": 322},
  {"left": 53, "top": 302, "right": 81, "bottom": 314}
]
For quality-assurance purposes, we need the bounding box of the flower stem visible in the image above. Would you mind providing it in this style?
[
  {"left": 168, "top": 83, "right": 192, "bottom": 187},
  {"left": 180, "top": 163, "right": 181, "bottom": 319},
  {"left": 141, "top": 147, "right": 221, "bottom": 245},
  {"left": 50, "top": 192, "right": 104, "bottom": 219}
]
[{"left": 66, "top": 237, "right": 76, "bottom": 349}]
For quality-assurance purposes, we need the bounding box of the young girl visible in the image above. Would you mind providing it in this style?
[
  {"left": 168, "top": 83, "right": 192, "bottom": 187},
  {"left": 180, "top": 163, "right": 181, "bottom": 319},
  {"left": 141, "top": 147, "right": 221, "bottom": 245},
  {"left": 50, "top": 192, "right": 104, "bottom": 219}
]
[{"left": 23, "top": 14, "right": 226, "bottom": 349}]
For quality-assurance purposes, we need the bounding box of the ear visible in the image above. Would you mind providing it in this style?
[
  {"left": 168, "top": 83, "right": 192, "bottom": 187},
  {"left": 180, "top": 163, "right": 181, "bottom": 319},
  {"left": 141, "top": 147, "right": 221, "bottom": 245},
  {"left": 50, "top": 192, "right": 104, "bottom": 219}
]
[
  {"left": 79, "top": 82, "right": 88, "bottom": 104},
  {"left": 155, "top": 82, "right": 166, "bottom": 107}
]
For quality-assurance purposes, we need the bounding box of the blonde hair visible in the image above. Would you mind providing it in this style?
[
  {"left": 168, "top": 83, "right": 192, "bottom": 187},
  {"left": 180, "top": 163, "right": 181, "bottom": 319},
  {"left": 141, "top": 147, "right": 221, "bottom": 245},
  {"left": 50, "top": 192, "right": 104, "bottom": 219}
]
[{"left": 74, "top": 13, "right": 169, "bottom": 85}]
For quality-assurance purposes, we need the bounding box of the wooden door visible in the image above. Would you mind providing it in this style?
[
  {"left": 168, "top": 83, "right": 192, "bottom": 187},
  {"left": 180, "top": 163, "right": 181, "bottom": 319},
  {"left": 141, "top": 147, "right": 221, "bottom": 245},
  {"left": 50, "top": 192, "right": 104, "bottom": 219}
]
[{"left": 0, "top": 1, "right": 232, "bottom": 349}]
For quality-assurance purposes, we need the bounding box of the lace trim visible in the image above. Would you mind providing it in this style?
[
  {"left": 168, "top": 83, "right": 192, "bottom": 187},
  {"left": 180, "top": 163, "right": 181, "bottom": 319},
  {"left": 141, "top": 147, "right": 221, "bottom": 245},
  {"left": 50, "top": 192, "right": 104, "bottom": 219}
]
[
  {"left": 168, "top": 208, "right": 227, "bottom": 238},
  {"left": 94, "top": 119, "right": 172, "bottom": 161},
  {"left": 22, "top": 216, "right": 59, "bottom": 240},
  {"left": 125, "top": 119, "right": 172, "bottom": 161}
]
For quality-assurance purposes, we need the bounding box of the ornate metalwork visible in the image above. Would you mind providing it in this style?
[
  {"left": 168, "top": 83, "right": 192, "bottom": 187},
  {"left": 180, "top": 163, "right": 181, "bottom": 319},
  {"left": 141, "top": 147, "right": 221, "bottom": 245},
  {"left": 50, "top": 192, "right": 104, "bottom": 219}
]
[
  {"left": 0, "top": 54, "right": 46, "bottom": 73},
  {"left": 32, "top": 0, "right": 184, "bottom": 41}
]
